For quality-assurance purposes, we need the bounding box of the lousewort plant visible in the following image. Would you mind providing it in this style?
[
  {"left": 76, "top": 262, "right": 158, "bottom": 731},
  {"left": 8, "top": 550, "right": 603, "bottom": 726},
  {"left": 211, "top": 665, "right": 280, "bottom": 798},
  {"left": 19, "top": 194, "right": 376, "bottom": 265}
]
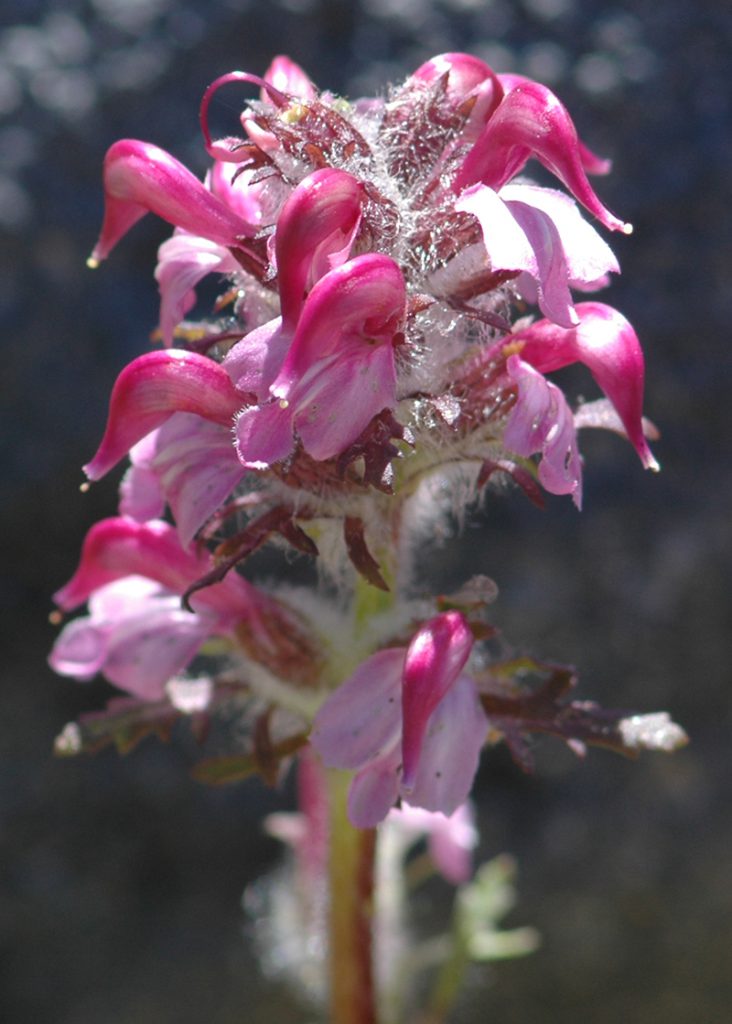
[{"left": 50, "top": 53, "right": 686, "bottom": 1024}]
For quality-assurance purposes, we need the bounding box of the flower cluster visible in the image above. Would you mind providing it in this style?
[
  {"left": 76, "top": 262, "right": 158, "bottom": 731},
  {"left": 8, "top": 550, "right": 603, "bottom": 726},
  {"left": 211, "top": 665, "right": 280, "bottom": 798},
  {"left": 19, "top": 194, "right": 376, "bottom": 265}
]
[{"left": 50, "top": 53, "right": 667, "bottom": 831}]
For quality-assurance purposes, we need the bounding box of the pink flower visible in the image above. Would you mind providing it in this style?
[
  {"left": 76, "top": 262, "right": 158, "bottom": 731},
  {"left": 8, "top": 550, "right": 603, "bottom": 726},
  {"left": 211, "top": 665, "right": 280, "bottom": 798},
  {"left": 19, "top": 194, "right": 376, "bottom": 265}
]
[
  {"left": 273, "top": 168, "right": 364, "bottom": 331},
  {"left": 234, "top": 253, "right": 405, "bottom": 467},
  {"left": 53, "top": 517, "right": 262, "bottom": 622},
  {"left": 49, "top": 575, "right": 215, "bottom": 701},
  {"left": 49, "top": 517, "right": 271, "bottom": 700},
  {"left": 153, "top": 161, "right": 287, "bottom": 346},
  {"left": 454, "top": 78, "right": 631, "bottom": 234},
  {"left": 311, "top": 612, "right": 488, "bottom": 828},
  {"left": 89, "top": 140, "right": 259, "bottom": 266},
  {"left": 52, "top": 517, "right": 314, "bottom": 687}
]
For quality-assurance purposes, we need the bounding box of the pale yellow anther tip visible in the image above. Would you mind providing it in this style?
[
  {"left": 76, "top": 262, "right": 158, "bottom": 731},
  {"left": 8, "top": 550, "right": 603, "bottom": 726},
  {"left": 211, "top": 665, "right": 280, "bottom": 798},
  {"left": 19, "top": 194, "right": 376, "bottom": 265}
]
[
  {"left": 80, "top": 481, "right": 90, "bottom": 493},
  {"left": 86, "top": 255, "right": 100, "bottom": 269}
]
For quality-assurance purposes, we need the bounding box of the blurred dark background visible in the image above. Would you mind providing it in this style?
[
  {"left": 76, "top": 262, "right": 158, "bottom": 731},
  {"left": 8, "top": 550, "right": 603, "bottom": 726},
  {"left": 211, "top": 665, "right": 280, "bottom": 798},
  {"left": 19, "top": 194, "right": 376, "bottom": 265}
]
[{"left": 2, "top": 1, "right": 730, "bottom": 1021}]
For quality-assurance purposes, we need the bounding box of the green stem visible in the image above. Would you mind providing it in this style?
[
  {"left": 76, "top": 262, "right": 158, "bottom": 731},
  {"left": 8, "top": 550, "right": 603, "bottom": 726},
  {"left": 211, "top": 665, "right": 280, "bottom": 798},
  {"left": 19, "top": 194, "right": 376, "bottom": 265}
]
[{"left": 327, "top": 769, "right": 378, "bottom": 1024}]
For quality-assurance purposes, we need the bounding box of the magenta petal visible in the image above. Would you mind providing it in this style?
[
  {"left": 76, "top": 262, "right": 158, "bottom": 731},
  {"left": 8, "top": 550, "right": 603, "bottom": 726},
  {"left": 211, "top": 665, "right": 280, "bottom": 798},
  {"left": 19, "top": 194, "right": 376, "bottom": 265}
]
[
  {"left": 84, "top": 350, "right": 242, "bottom": 481},
  {"left": 454, "top": 81, "right": 631, "bottom": 234},
  {"left": 311, "top": 648, "right": 405, "bottom": 771},
  {"left": 406, "top": 676, "right": 488, "bottom": 816},
  {"left": 52, "top": 517, "right": 259, "bottom": 622},
  {"left": 348, "top": 748, "right": 402, "bottom": 829},
  {"left": 275, "top": 168, "right": 363, "bottom": 329},
  {"left": 498, "top": 73, "right": 612, "bottom": 176},
  {"left": 401, "top": 612, "right": 473, "bottom": 792},
  {"left": 412, "top": 51, "right": 497, "bottom": 95},
  {"left": 410, "top": 52, "right": 504, "bottom": 127},
  {"left": 263, "top": 55, "right": 318, "bottom": 100},
  {"left": 270, "top": 253, "right": 405, "bottom": 398},
  {"left": 515, "top": 302, "right": 658, "bottom": 470},
  {"left": 90, "top": 140, "right": 254, "bottom": 264}
]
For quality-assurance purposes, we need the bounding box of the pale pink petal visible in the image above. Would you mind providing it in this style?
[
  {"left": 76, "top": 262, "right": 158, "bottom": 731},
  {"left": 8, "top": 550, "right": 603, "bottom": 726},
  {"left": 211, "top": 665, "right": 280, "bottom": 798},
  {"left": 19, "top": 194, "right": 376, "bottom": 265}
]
[
  {"left": 504, "top": 355, "right": 582, "bottom": 506},
  {"left": 234, "top": 399, "right": 298, "bottom": 469},
  {"left": 142, "top": 413, "right": 246, "bottom": 545},
  {"left": 427, "top": 802, "right": 478, "bottom": 884},
  {"left": 155, "top": 233, "right": 239, "bottom": 347},
  {"left": 101, "top": 607, "right": 210, "bottom": 700},
  {"left": 386, "top": 801, "right": 478, "bottom": 884},
  {"left": 119, "top": 464, "right": 165, "bottom": 522},
  {"left": 293, "top": 343, "right": 397, "bottom": 461},
  {"left": 401, "top": 612, "right": 473, "bottom": 792},
  {"left": 223, "top": 317, "right": 289, "bottom": 400},
  {"left": 500, "top": 184, "right": 619, "bottom": 286},
  {"left": 457, "top": 183, "right": 619, "bottom": 328},
  {"left": 50, "top": 576, "right": 213, "bottom": 700},
  {"left": 348, "top": 747, "right": 402, "bottom": 829},
  {"left": 311, "top": 648, "right": 405, "bottom": 771},
  {"left": 48, "top": 617, "right": 109, "bottom": 681},
  {"left": 456, "top": 184, "right": 535, "bottom": 276},
  {"left": 502, "top": 196, "right": 575, "bottom": 327},
  {"left": 84, "top": 350, "right": 242, "bottom": 481},
  {"left": 405, "top": 675, "right": 488, "bottom": 816}
]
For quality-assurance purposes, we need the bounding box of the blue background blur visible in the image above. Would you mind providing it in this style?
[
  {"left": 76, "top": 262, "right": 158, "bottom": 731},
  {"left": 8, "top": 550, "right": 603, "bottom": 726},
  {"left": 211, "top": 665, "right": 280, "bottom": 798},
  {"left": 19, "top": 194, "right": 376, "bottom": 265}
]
[{"left": 2, "top": 1, "right": 730, "bottom": 1021}]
